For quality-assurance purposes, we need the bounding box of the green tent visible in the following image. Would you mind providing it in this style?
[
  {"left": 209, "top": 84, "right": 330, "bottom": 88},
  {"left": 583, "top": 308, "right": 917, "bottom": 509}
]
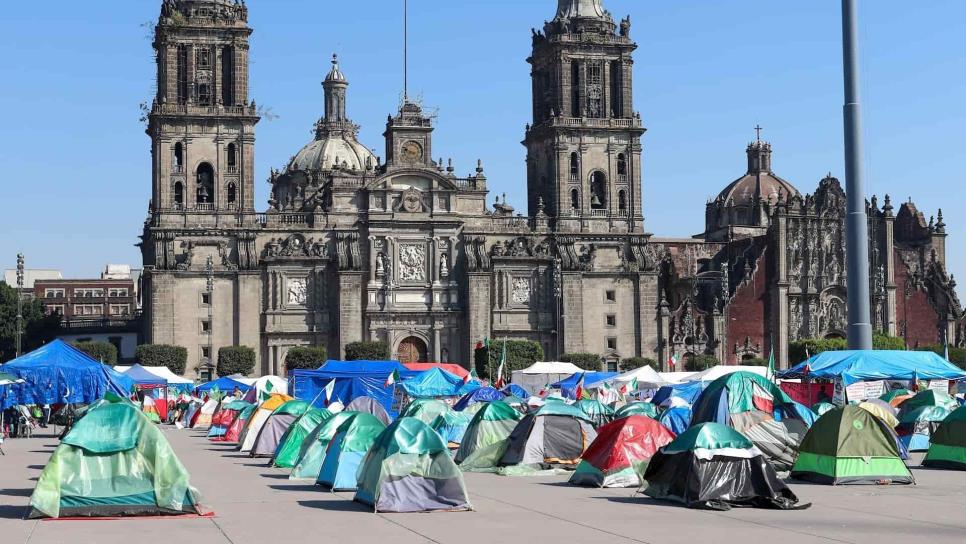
[
  {"left": 812, "top": 402, "right": 836, "bottom": 416},
  {"left": 900, "top": 390, "right": 958, "bottom": 413},
  {"left": 430, "top": 410, "right": 472, "bottom": 446},
  {"left": 29, "top": 400, "right": 201, "bottom": 518},
  {"left": 289, "top": 411, "right": 358, "bottom": 480},
  {"left": 355, "top": 417, "right": 471, "bottom": 513},
  {"left": 270, "top": 408, "right": 333, "bottom": 468},
  {"left": 250, "top": 400, "right": 311, "bottom": 458},
  {"left": 317, "top": 413, "right": 387, "bottom": 490},
  {"left": 614, "top": 401, "right": 659, "bottom": 419},
  {"left": 791, "top": 405, "right": 914, "bottom": 485},
  {"left": 574, "top": 399, "right": 616, "bottom": 427},
  {"left": 923, "top": 407, "right": 966, "bottom": 469},
  {"left": 399, "top": 399, "right": 452, "bottom": 424},
  {"left": 879, "top": 389, "right": 913, "bottom": 405},
  {"left": 455, "top": 401, "right": 522, "bottom": 470}
]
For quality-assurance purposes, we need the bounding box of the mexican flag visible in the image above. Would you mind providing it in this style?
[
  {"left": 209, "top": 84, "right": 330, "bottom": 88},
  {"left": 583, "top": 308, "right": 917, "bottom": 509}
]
[
  {"left": 494, "top": 339, "right": 508, "bottom": 389},
  {"left": 667, "top": 354, "right": 679, "bottom": 371},
  {"left": 260, "top": 378, "right": 275, "bottom": 402},
  {"left": 324, "top": 379, "right": 337, "bottom": 405},
  {"left": 384, "top": 369, "right": 400, "bottom": 388},
  {"left": 574, "top": 373, "right": 586, "bottom": 401}
]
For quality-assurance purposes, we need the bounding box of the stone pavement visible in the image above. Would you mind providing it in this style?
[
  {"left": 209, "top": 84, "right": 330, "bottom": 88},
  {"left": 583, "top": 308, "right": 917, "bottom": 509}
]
[{"left": 2, "top": 428, "right": 965, "bottom": 544}]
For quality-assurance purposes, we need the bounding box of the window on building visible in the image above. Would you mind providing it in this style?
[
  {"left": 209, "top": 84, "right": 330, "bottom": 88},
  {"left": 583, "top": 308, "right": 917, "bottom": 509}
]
[
  {"left": 201, "top": 346, "right": 211, "bottom": 361},
  {"left": 201, "top": 292, "right": 211, "bottom": 306},
  {"left": 221, "top": 46, "right": 234, "bottom": 106},
  {"left": 606, "top": 337, "right": 617, "bottom": 350},
  {"left": 617, "top": 154, "right": 627, "bottom": 177},
  {"left": 586, "top": 61, "right": 603, "bottom": 118},
  {"left": 108, "top": 288, "right": 129, "bottom": 298},
  {"left": 45, "top": 288, "right": 65, "bottom": 298},
  {"left": 196, "top": 163, "right": 215, "bottom": 204},
  {"left": 618, "top": 190, "right": 627, "bottom": 212},
  {"left": 569, "top": 152, "right": 579, "bottom": 178},
  {"left": 201, "top": 320, "right": 211, "bottom": 333},
  {"left": 45, "top": 304, "right": 65, "bottom": 316},
  {"left": 197, "top": 48, "right": 211, "bottom": 70},
  {"left": 177, "top": 45, "right": 189, "bottom": 104},
  {"left": 570, "top": 188, "right": 580, "bottom": 210},
  {"left": 227, "top": 182, "right": 237, "bottom": 205},
  {"left": 74, "top": 304, "right": 104, "bottom": 316},
  {"left": 109, "top": 304, "right": 131, "bottom": 316},
  {"left": 174, "top": 181, "right": 184, "bottom": 207},
  {"left": 606, "top": 315, "right": 616, "bottom": 327},
  {"left": 227, "top": 143, "right": 237, "bottom": 168},
  {"left": 605, "top": 290, "right": 616, "bottom": 302},
  {"left": 173, "top": 142, "right": 184, "bottom": 170},
  {"left": 610, "top": 60, "right": 623, "bottom": 117},
  {"left": 74, "top": 289, "right": 104, "bottom": 298},
  {"left": 198, "top": 83, "right": 212, "bottom": 106},
  {"left": 590, "top": 172, "right": 607, "bottom": 209},
  {"left": 571, "top": 60, "right": 581, "bottom": 116}
]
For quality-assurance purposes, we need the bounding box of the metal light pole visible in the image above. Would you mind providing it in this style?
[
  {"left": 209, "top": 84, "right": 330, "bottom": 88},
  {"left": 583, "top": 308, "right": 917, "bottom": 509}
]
[
  {"left": 15, "top": 253, "right": 24, "bottom": 357},
  {"left": 205, "top": 255, "right": 214, "bottom": 380},
  {"left": 841, "top": 0, "right": 873, "bottom": 350}
]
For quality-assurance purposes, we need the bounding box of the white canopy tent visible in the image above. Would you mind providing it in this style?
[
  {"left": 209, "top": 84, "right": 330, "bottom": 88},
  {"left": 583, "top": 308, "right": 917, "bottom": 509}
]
[
  {"left": 115, "top": 365, "right": 194, "bottom": 387},
  {"left": 511, "top": 361, "right": 585, "bottom": 394},
  {"left": 688, "top": 365, "right": 767, "bottom": 383}
]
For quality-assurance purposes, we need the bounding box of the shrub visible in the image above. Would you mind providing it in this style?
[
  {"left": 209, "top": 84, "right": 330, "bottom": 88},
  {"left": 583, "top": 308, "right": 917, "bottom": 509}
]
[
  {"left": 685, "top": 354, "right": 718, "bottom": 372},
  {"left": 72, "top": 341, "right": 118, "bottom": 365},
  {"left": 739, "top": 357, "right": 768, "bottom": 367},
  {"left": 619, "top": 357, "right": 656, "bottom": 371},
  {"left": 918, "top": 345, "right": 966, "bottom": 370},
  {"left": 560, "top": 352, "right": 602, "bottom": 371},
  {"left": 344, "top": 341, "right": 390, "bottom": 361},
  {"left": 789, "top": 333, "right": 906, "bottom": 364},
  {"left": 474, "top": 340, "right": 544, "bottom": 380},
  {"left": 135, "top": 344, "right": 188, "bottom": 375},
  {"left": 217, "top": 346, "right": 256, "bottom": 377},
  {"left": 285, "top": 345, "right": 327, "bottom": 373}
]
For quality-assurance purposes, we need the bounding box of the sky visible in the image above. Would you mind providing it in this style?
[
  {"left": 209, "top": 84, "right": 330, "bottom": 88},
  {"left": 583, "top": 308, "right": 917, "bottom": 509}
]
[{"left": 1, "top": 0, "right": 964, "bottom": 296}]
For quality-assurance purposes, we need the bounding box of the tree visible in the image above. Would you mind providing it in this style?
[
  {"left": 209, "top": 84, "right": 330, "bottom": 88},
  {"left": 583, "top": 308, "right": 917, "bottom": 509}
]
[
  {"left": 685, "top": 354, "right": 718, "bottom": 372},
  {"left": 217, "top": 346, "right": 256, "bottom": 377},
  {"left": 345, "top": 341, "right": 389, "bottom": 361},
  {"left": 619, "top": 357, "right": 656, "bottom": 371},
  {"left": 72, "top": 341, "right": 118, "bottom": 365},
  {"left": 0, "top": 282, "right": 61, "bottom": 362},
  {"left": 739, "top": 357, "right": 768, "bottom": 367},
  {"left": 789, "top": 333, "right": 906, "bottom": 364},
  {"left": 560, "top": 352, "right": 602, "bottom": 371},
  {"left": 285, "top": 345, "right": 327, "bottom": 373},
  {"left": 474, "top": 340, "right": 544, "bottom": 380},
  {"left": 135, "top": 344, "right": 188, "bottom": 375}
]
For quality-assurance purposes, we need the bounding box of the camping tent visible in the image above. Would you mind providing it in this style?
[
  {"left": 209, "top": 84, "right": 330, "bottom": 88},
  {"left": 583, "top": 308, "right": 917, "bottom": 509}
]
[
  {"left": 430, "top": 411, "right": 472, "bottom": 446},
  {"left": 499, "top": 402, "right": 597, "bottom": 468},
  {"left": 690, "top": 365, "right": 767, "bottom": 383},
  {"left": 190, "top": 398, "right": 219, "bottom": 429},
  {"left": 642, "top": 423, "right": 804, "bottom": 510},
  {"left": 317, "top": 413, "right": 387, "bottom": 490},
  {"left": 659, "top": 405, "right": 692, "bottom": 436},
  {"left": 237, "top": 393, "right": 293, "bottom": 453},
  {"left": 455, "top": 401, "right": 523, "bottom": 470},
  {"left": 511, "top": 362, "right": 585, "bottom": 394},
  {"left": 897, "top": 405, "right": 951, "bottom": 452},
  {"left": 574, "top": 399, "right": 615, "bottom": 427},
  {"left": 116, "top": 365, "right": 193, "bottom": 392},
  {"left": 553, "top": 372, "right": 619, "bottom": 400},
  {"left": 791, "top": 405, "right": 914, "bottom": 485},
  {"left": 651, "top": 381, "right": 706, "bottom": 406},
  {"left": 880, "top": 389, "right": 914, "bottom": 408},
  {"left": 614, "top": 402, "right": 659, "bottom": 420},
  {"left": 453, "top": 386, "right": 505, "bottom": 411},
  {"left": 195, "top": 376, "right": 251, "bottom": 395},
  {"left": 121, "top": 364, "right": 168, "bottom": 390},
  {"left": 289, "top": 411, "right": 358, "bottom": 481},
  {"left": 900, "top": 390, "right": 959, "bottom": 413},
  {"left": 779, "top": 350, "right": 966, "bottom": 385},
  {"left": 402, "top": 362, "right": 471, "bottom": 379},
  {"left": 29, "top": 400, "right": 202, "bottom": 518},
  {"left": 220, "top": 402, "right": 257, "bottom": 443},
  {"left": 249, "top": 400, "right": 310, "bottom": 458},
  {"left": 355, "top": 417, "right": 471, "bottom": 513},
  {"left": 858, "top": 400, "right": 900, "bottom": 428},
  {"left": 270, "top": 408, "right": 333, "bottom": 468},
  {"left": 399, "top": 367, "right": 479, "bottom": 399},
  {"left": 208, "top": 400, "right": 250, "bottom": 439},
  {"left": 501, "top": 383, "right": 530, "bottom": 399},
  {"left": 399, "top": 398, "right": 452, "bottom": 424},
  {"left": 345, "top": 396, "right": 392, "bottom": 425},
  {"left": 812, "top": 401, "right": 837, "bottom": 416},
  {"left": 289, "top": 360, "right": 412, "bottom": 415},
  {"left": 923, "top": 407, "right": 966, "bottom": 469},
  {"left": 570, "top": 415, "right": 675, "bottom": 488},
  {"left": 0, "top": 339, "right": 133, "bottom": 408}
]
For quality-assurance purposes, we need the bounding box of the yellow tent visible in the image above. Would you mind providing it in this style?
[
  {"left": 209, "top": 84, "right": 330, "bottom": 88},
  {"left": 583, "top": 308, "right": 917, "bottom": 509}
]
[{"left": 858, "top": 401, "right": 899, "bottom": 428}]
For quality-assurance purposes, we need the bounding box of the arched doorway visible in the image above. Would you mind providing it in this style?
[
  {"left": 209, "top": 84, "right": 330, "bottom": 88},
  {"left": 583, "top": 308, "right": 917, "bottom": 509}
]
[{"left": 397, "top": 336, "right": 428, "bottom": 363}]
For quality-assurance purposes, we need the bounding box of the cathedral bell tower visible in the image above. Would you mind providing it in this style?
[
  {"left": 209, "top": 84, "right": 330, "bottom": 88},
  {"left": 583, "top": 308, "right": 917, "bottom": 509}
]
[
  {"left": 524, "top": 0, "right": 645, "bottom": 233},
  {"left": 148, "top": 0, "right": 260, "bottom": 221}
]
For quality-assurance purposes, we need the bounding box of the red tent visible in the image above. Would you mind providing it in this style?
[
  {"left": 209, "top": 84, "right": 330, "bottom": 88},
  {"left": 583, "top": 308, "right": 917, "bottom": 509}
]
[
  {"left": 402, "top": 362, "right": 470, "bottom": 379},
  {"left": 570, "top": 415, "right": 676, "bottom": 488}
]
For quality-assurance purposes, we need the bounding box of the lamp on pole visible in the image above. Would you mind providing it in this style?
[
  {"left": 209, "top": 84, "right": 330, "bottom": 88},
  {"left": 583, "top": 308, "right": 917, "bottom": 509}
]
[
  {"left": 841, "top": 0, "right": 873, "bottom": 350},
  {"left": 553, "top": 258, "right": 563, "bottom": 360},
  {"left": 205, "top": 255, "right": 214, "bottom": 380},
  {"left": 15, "top": 253, "right": 25, "bottom": 358}
]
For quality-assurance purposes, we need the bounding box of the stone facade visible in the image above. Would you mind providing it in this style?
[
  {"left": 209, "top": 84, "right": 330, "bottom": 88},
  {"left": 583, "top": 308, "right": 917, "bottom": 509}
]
[{"left": 140, "top": 0, "right": 964, "bottom": 377}]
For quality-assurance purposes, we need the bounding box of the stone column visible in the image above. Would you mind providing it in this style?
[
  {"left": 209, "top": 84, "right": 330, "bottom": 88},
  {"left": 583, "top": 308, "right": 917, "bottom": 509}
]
[
  {"left": 561, "top": 272, "right": 584, "bottom": 353},
  {"left": 884, "top": 212, "right": 898, "bottom": 335},
  {"left": 465, "top": 272, "right": 491, "bottom": 370},
  {"left": 336, "top": 272, "right": 364, "bottom": 359},
  {"left": 235, "top": 271, "right": 261, "bottom": 374},
  {"left": 432, "top": 324, "right": 442, "bottom": 363}
]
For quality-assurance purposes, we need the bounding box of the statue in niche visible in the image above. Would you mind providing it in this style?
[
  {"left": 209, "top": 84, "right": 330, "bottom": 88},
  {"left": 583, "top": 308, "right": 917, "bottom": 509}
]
[
  {"left": 440, "top": 254, "right": 450, "bottom": 279},
  {"left": 264, "top": 238, "right": 281, "bottom": 258},
  {"left": 375, "top": 252, "right": 386, "bottom": 278}
]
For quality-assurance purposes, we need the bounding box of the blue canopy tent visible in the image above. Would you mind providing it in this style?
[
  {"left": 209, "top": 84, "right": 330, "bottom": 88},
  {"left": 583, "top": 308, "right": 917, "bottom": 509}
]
[
  {"left": 501, "top": 383, "right": 530, "bottom": 399},
  {"left": 102, "top": 365, "right": 136, "bottom": 395},
  {"left": 194, "top": 376, "right": 251, "bottom": 394},
  {"left": 552, "top": 372, "right": 619, "bottom": 399},
  {"left": 399, "top": 367, "right": 480, "bottom": 399},
  {"left": 651, "top": 381, "right": 706, "bottom": 406},
  {"left": 453, "top": 386, "right": 504, "bottom": 411},
  {"left": 122, "top": 364, "right": 168, "bottom": 390},
  {"left": 778, "top": 350, "right": 966, "bottom": 385},
  {"left": 0, "top": 340, "right": 132, "bottom": 408},
  {"left": 289, "top": 360, "right": 413, "bottom": 415}
]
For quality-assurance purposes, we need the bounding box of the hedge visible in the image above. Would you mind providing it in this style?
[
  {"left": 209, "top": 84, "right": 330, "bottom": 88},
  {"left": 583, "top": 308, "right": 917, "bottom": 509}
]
[
  {"left": 918, "top": 345, "right": 966, "bottom": 370},
  {"left": 474, "top": 340, "right": 544, "bottom": 380},
  {"left": 684, "top": 354, "right": 718, "bottom": 372},
  {"left": 560, "top": 352, "right": 602, "bottom": 371},
  {"left": 620, "top": 357, "right": 656, "bottom": 371},
  {"left": 217, "top": 346, "right": 256, "bottom": 377},
  {"left": 344, "top": 341, "right": 390, "bottom": 361},
  {"left": 135, "top": 344, "right": 188, "bottom": 375},
  {"left": 285, "top": 345, "right": 327, "bottom": 373},
  {"left": 739, "top": 357, "right": 768, "bottom": 367},
  {"left": 789, "top": 334, "right": 906, "bottom": 365},
  {"left": 72, "top": 341, "right": 118, "bottom": 365}
]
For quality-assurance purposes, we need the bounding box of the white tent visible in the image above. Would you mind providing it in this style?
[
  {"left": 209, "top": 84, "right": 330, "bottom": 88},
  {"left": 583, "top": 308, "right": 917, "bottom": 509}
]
[
  {"left": 659, "top": 371, "right": 698, "bottom": 384},
  {"left": 511, "top": 362, "right": 585, "bottom": 394},
  {"left": 235, "top": 375, "right": 288, "bottom": 397},
  {"left": 115, "top": 365, "right": 194, "bottom": 387},
  {"left": 688, "top": 365, "right": 767, "bottom": 383},
  {"left": 613, "top": 365, "right": 667, "bottom": 388}
]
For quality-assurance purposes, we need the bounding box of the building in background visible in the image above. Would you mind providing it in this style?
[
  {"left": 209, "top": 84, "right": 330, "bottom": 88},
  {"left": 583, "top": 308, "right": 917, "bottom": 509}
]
[{"left": 2, "top": 269, "right": 63, "bottom": 300}]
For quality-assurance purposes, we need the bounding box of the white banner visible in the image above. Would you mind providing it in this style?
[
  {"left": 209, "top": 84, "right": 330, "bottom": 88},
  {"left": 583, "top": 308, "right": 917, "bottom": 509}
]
[{"left": 928, "top": 379, "right": 950, "bottom": 393}]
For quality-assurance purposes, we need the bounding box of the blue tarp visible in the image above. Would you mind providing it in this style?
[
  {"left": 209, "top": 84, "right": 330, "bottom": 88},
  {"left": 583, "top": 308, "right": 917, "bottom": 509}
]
[
  {"left": 289, "top": 360, "right": 412, "bottom": 415},
  {"left": 195, "top": 377, "right": 251, "bottom": 394},
  {"left": 102, "top": 364, "right": 136, "bottom": 395},
  {"left": 123, "top": 364, "right": 168, "bottom": 387},
  {"left": 651, "top": 381, "right": 706, "bottom": 406},
  {"left": 659, "top": 405, "right": 692, "bottom": 435},
  {"left": 552, "top": 372, "right": 619, "bottom": 399},
  {"left": 501, "top": 384, "right": 530, "bottom": 399},
  {"left": 453, "top": 386, "right": 504, "bottom": 411},
  {"left": 0, "top": 340, "right": 132, "bottom": 408},
  {"left": 778, "top": 350, "right": 966, "bottom": 385},
  {"left": 399, "top": 367, "right": 480, "bottom": 399}
]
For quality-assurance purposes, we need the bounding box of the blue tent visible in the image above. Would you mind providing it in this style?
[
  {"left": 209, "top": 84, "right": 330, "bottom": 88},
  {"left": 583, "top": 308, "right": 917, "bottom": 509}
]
[
  {"left": 290, "top": 360, "right": 413, "bottom": 415},
  {"left": 123, "top": 364, "right": 168, "bottom": 388},
  {"left": 453, "top": 386, "right": 504, "bottom": 411},
  {"left": 400, "top": 368, "right": 480, "bottom": 399},
  {"left": 779, "top": 350, "right": 966, "bottom": 385},
  {"left": 194, "top": 376, "right": 251, "bottom": 394},
  {"left": 0, "top": 340, "right": 132, "bottom": 408},
  {"left": 651, "top": 381, "right": 705, "bottom": 406},
  {"left": 659, "top": 405, "right": 692, "bottom": 435},
  {"left": 553, "top": 372, "right": 618, "bottom": 399},
  {"left": 501, "top": 383, "right": 530, "bottom": 399}
]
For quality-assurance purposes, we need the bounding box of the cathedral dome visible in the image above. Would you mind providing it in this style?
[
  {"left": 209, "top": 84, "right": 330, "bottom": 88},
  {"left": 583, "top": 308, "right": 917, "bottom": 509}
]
[
  {"left": 289, "top": 133, "right": 375, "bottom": 173},
  {"left": 714, "top": 140, "right": 799, "bottom": 206},
  {"left": 556, "top": 0, "right": 606, "bottom": 19}
]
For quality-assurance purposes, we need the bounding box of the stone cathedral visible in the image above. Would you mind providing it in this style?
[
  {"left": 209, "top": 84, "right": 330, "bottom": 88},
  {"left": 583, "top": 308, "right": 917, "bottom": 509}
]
[{"left": 140, "top": 0, "right": 964, "bottom": 378}]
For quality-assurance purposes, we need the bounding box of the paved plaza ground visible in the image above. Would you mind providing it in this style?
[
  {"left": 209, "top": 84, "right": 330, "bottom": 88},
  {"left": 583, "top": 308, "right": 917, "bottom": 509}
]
[{"left": 1, "top": 428, "right": 965, "bottom": 544}]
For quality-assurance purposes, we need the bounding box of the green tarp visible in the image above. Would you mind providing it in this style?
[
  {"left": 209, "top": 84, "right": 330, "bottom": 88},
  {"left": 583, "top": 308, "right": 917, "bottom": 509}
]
[
  {"left": 399, "top": 399, "right": 451, "bottom": 424},
  {"left": 289, "top": 411, "right": 358, "bottom": 480},
  {"left": 923, "top": 407, "right": 966, "bottom": 469},
  {"left": 455, "top": 401, "right": 522, "bottom": 470},
  {"left": 614, "top": 402, "right": 658, "bottom": 419},
  {"left": 271, "top": 408, "right": 333, "bottom": 468},
  {"left": 663, "top": 422, "right": 754, "bottom": 455}
]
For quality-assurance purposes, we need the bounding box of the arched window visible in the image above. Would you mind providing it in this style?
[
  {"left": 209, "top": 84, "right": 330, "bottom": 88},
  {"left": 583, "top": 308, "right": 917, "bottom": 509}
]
[
  {"left": 569, "top": 152, "right": 579, "bottom": 179},
  {"left": 196, "top": 163, "right": 214, "bottom": 204},
  {"left": 173, "top": 181, "right": 184, "bottom": 207},
  {"left": 618, "top": 190, "right": 627, "bottom": 212},
  {"left": 570, "top": 188, "right": 580, "bottom": 210},
  {"left": 617, "top": 153, "right": 627, "bottom": 176},
  {"left": 174, "top": 142, "right": 184, "bottom": 170},
  {"left": 590, "top": 171, "right": 607, "bottom": 209},
  {"left": 227, "top": 182, "right": 237, "bottom": 205}
]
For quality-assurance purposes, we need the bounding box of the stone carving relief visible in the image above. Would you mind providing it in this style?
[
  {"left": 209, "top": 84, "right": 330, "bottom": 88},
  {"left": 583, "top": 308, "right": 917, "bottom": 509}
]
[
  {"left": 511, "top": 278, "right": 531, "bottom": 306},
  {"left": 263, "top": 234, "right": 328, "bottom": 260},
  {"left": 398, "top": 244, "right": 426, "bottom": 282},
  {"left": 464, "top": 236, "right": 491, "bottom": 272},
  {"left": 400, "top": 187, "right": 424, "bottom": 213},
  {"left": 287, "top": 278, "right": 308, "bottom": 306},
  {"left": 335, "top": 232, "right": 362, "bottom": 271},
  {"left": 490, "top": 237, "right": 551, "bottom": 259},
  {"left": 819, "top": 296, "right": 847, "bottom": 335}
]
